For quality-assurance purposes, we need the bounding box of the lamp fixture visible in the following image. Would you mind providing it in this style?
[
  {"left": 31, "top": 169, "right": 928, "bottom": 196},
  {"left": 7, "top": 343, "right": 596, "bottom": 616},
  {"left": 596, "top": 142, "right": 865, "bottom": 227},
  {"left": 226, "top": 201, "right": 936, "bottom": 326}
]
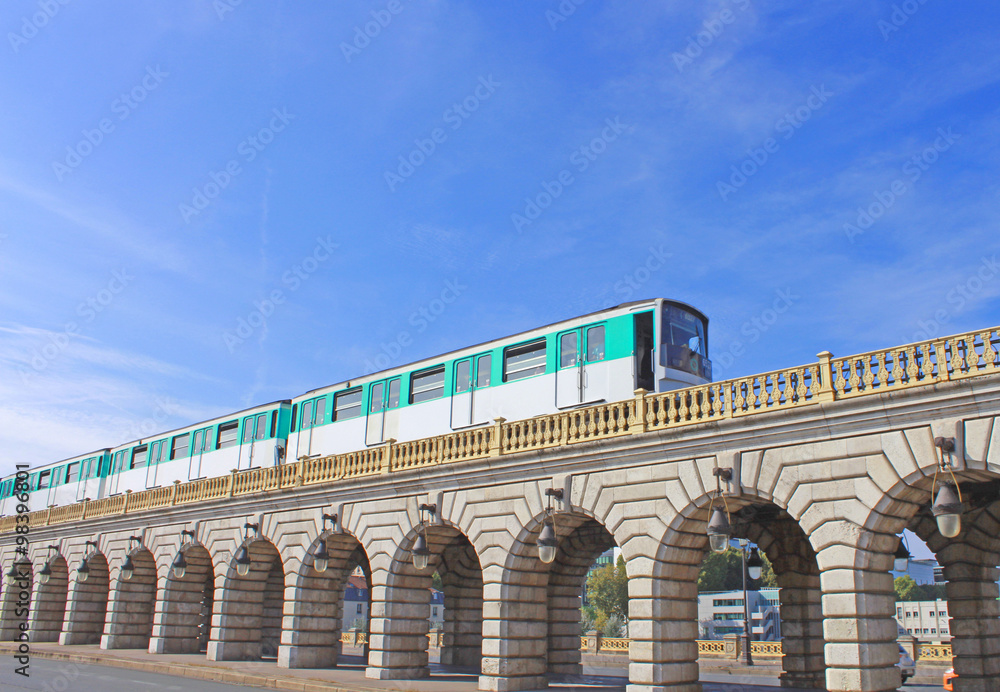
[
  {"left": 78, "top": 540, "right": 98, "bottom": 582},
  {"left": 894, "top": 535, "right": 911, "bottom": 573},
  {"left": 171, "top": 529, "right": 196, "bottom": 579},
  {"left": 747, "top": 547, "right": 763, "bottom": 581},
  {"left": 121, "top": 536, "right": 142, "bottom": 581},
  {"left": 706, "top": 468, "right": 733, "bottom": 554},
  {"left": 235, "top": 523, "right": 259, "bottom": 577},
  {"left": 537, "top": 488, "right": 564, "bottom": 564},
  {"left": 38, "top": 545, "right": 59, "bottom": 585},
  {"left": 931, "top": 438, "right": 963, "bottom": 538},
  {"left": 314, "top": 513, "right": 337, "bottom": 574},
  {"left": 411, "top": 504, "right": 436, "bottom": 571}
]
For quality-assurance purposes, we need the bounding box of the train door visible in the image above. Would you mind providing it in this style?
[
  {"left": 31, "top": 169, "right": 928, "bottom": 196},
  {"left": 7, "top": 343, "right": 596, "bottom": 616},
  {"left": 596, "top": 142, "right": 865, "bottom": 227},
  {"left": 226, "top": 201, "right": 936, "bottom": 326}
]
[
  {"left": 189, "top": 428, "right": 210, "bottom": 479},
  {"left": 146, "top": 442, "right": 166, "bottom": 488},
  {"left": 556, "top": 323, "right": 607, "bottom": 408},
  {"left": 108, "top": 450, "right": 127, "bottom": 495},
  {"left": 74, "top": 459, "right": 89, "bottom": 501},
  {"left": 366, "top": 378, "right": 400, "bottom": 445},
  {"left": 42, "top": 468, "right": 57, "bottom": 506},
  {"left": 450, "top": 353, "right": 491, "bottom": 428},
  {"left": 240, "top": 412, "right": 269, "bottom": 468},
  {"left": 633, "top": 311, "right": 655, "bottom": 392}
]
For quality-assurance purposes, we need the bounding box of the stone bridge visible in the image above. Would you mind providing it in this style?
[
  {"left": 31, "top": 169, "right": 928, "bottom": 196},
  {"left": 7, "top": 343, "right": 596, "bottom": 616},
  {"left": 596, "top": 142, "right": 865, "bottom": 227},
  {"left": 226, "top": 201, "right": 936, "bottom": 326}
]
[{"left": 1, "top": 326, "right": 999, "bottom": 692}]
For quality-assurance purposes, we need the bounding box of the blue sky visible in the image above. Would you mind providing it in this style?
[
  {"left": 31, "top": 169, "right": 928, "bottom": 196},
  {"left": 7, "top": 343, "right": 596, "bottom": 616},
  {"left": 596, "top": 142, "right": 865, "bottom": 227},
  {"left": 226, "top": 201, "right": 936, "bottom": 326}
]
[{"left": 0, "top": 0, "right": 998, "bottom": 536}]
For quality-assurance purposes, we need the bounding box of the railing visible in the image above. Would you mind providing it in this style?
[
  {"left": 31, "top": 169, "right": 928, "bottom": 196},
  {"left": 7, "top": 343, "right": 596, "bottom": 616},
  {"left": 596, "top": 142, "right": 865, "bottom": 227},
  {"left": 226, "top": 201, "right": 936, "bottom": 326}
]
[
  {"left": 918, "top": 643, "right": 953, "bottom": 661},
  {"left": 1, "top": 325, "right": 997, "bottom": 535}
]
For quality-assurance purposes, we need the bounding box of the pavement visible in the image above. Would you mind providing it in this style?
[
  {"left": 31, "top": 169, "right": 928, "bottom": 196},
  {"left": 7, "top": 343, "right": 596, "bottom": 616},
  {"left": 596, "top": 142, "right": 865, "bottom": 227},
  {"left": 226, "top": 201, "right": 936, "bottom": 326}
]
[{"left": 0, "top": 642, "right": 948, "bottom": 692}]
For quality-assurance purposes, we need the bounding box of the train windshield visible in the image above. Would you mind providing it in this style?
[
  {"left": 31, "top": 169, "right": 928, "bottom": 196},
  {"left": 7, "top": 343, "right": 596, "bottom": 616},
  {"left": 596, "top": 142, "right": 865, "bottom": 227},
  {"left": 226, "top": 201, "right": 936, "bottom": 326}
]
[{"left": 662, "top": 304, "right": 707, "bottom": 357}]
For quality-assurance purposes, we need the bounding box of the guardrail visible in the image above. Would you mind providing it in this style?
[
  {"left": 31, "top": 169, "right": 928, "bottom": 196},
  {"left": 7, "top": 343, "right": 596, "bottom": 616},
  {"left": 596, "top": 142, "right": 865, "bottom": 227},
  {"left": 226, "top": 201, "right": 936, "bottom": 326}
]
[{"left": 2, "top": 325, "right": 997, "bottom": 535}]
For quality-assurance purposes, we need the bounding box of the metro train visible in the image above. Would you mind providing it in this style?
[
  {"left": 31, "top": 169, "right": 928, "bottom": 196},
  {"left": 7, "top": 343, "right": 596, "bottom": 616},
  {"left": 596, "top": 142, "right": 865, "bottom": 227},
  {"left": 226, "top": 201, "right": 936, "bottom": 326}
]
[{"left": 0, "top": 299, "right": 712, "bottom": 515}]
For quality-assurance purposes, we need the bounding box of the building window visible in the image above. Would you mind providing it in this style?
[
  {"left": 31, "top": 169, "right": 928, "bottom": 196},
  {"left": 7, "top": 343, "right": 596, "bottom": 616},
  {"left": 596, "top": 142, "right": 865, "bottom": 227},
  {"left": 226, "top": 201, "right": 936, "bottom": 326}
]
[
  {"left": 410, "top": 366, "right": 445, "bottom": 404},
  {"left": 356, "top": 603, "right": 362, "bottom": 614},
  {"left": 334, "top": 388, "right": 363, "bottom": 420},
  {"left": 931, "top": 629, "right": 936, "bottom": 634},
  {"left": 432, "top": 607, "right": 438, "bottom": 617},
  {"left": 504, "top": 340, "right": 546, "bottom": 381},
  {"left": 217, "top": 421, "right": 239, "bottom": 449}
]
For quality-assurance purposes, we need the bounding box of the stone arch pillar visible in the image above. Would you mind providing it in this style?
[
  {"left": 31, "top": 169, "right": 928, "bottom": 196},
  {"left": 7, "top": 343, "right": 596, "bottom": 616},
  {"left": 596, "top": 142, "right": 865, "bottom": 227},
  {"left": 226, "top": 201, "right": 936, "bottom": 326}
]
[
  {"left": 148, "top": 544, "right": 215, "bottom": 654},
  {"left": 438, "top": 535, "right": 484, "bottom": 669},
  {"left": 0, "top": 561, "right": 32, "bottom": 641},
  {"left": 102, "top": 548, "right": 158, "bottom": 649},
  {"left": 813, "top": 521, "right": 900, "bottom": 692},
  {"left": 207, "top": 537, "right": 285, "bottom": 661},
  {"left": 27, "top": 555, "right": 68, "bottom": 643},
  {"left": 60, "top": 552, "right": 110, "bottom": 645},
  {"left": 279, "top": 534, "right": 370, "bottom": 669}
]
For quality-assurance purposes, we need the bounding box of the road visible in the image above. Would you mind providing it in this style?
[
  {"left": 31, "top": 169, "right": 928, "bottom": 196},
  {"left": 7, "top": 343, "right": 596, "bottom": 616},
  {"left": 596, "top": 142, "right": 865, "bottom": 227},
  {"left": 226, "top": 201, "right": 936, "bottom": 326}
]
[{"left": 0, "top": 657, "right": 946, "bottom": 692}]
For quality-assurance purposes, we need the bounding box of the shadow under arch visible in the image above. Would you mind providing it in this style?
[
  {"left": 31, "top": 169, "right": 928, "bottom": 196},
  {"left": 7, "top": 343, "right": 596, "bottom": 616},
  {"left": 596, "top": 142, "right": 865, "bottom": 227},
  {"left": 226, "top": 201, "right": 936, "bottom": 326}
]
[
  {"left": 207, "top": 535, "right": 284, "bottom": 662},
  {"left": 650, "top": 490, "right": 825, "bottom": 691},
  {"left": 60, "top": 551, "right": 109, "bottom": 645},
  {"left": 102, "top": 547, "right": 158, "bottom": 650},
  {"left": 29, "top": 555, "right": 68, "bottom": 642},
  {"left": 149, "top": 543, "right": 215, "bottom": 654},
  {"left": 367, "top": 521, "right": 483, "bottom": 681},
  {"left": 279, "top": 530, "right": 371, "bottom": 669}
]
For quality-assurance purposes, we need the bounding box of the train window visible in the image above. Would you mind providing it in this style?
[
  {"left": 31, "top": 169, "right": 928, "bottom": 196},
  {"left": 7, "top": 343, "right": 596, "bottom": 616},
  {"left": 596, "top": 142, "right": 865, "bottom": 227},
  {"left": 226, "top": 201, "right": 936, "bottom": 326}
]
[
  {"left": 370, "top": 382, "right": 384, "bottom": 413},
  {"left": 410, "top": 366, "right": 445, "bottom": 404},
  {"left": 217, "top": 421, "right": 239, "bottom": 449},
  {"left": 151, "top": 442, "right": 166, "bottom": 465},
  {"left": 243, "top": 418, "right": 256, "bottom": 444},
  {"left": 290, "top": 404, "right": 298, "bottom": 431},
  {"left": 560, "top": 333, "right": 578, "bottom": 368},
  {"left": 663, "top": 305, "right": 707, "bottom": 356},
  {"left": 387, "top": 379, "right": 400, "bottom": 408},
  {"left": 256, "top": 413, "right": 267, "bottom": 440},
  {"left": 334, "top": 388, "right": 363, "bottom": 420},
  {"left": 503, "top": 340, "right": 546, "bottom": 382},
  {"left": 270, "top": 411, "right": 277, "bottom": 438},
  {"left": 113, "top": 450, "right": 127, "bottom": 473},
  {"left": 66, "top": 462, "right": 80, "bottom": 483},
  {"left": 38, "top": 470, "right": 51, "bottom": 489},
  {"left": 301, "top": 400, "right": 313, "bottom": 429},
  {"left": 455, "top": 360, "right": 472, "bottom": 394},
  {"left": 586, "top": 326, "right": 605, "bottom": 362},
  {"left": 477, "top": 355, "right": 492, "bottom": 387},
  {"left": 131, "top": 445, "right": 149, "bottom": 469},
  {"left": 171, "top": 434, "right": 190, "bottom": 460}
]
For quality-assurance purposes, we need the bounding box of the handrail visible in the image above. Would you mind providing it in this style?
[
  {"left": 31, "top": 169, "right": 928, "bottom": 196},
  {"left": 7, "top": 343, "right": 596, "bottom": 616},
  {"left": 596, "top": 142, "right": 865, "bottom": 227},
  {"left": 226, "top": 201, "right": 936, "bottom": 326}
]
[{"left": 0, "top": 325, "right": 996, "bottom": 535}]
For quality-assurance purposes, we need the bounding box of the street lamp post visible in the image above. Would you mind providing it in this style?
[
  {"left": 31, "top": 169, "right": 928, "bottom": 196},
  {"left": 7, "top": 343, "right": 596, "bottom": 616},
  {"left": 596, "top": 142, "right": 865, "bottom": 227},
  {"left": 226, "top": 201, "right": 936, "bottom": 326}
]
[{"left": 738, "top": 538, "right": 754, "bottom": 666}]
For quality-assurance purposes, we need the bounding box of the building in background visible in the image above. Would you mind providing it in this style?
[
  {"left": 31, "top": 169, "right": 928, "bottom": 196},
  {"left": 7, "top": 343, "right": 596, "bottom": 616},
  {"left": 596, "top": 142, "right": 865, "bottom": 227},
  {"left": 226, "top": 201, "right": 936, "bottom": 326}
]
[
  {"left": 342, "top": 576, "right": 444, "bottom": 632},
  {"left": 697, "top": 588, "right": 781, "bottom": 642},
  {"left": 891, "top": 558, "right": 937, "bottom": 585},
  {"left": 896, "top": 599, "right": 951, "bottom": 642}
]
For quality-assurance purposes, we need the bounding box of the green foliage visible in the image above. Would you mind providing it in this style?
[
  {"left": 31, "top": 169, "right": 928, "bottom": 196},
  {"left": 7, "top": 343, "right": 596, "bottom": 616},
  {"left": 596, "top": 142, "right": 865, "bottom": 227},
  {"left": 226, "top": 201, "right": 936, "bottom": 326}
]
[
  {"left": 894, "top": 575, "right": 946, "bottom": 601},
  {"left": 585, "top": 555, "right": 630, "bottom": 633},
  {"left": 697, "top": 547, "right": 779, "bottom": 592},
  {"left": 431, "top": 571, "right": 443, "bottom": 591}
]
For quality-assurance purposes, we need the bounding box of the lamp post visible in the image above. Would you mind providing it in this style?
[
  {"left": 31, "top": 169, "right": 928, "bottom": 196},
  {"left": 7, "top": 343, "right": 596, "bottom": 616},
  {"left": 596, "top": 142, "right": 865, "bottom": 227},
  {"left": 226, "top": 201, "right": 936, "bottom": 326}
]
[
  {"left": 737, "top": 539, "right": 762, "bottom": 666},
  {"left": 537, "top": 488, "right": 564, "bottom": 564},
  {"left": 411, "top": 504, "right": 436, "bottom": 571}
]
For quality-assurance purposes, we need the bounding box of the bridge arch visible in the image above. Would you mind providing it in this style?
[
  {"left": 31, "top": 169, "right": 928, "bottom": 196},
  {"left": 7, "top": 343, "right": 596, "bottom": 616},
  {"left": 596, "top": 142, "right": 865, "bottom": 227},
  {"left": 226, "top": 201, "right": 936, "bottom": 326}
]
[
  {"left": 102, "top": 546, "right": 158, "bottom": 649},
  {"left": 28, "top": 554, "right": 68, "bottom": 642},
  {"left": 60, "top": 550, "right": 109, "bottom": 645},
  {"left": 278, "top": 528, "right": 371, "bottom": 669},
  {"left": 0, "top": 561, "right": 32, "bottom": 641},
  {"left": 366, "top": 511, "right": 484, "bottom": 681},
  {"left": 148, "top": 543, "right": 215, "bottom": 654},
  {"left": 207, "top": 534, "right": 285, "bottom": 662}
]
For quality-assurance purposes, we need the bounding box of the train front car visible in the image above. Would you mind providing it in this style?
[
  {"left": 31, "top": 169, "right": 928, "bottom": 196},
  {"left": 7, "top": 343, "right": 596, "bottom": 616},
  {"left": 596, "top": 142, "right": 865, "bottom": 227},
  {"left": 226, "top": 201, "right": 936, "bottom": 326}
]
[
  {"left": 656, "top": 299, "right": 712, "bottom": 391},
  {"left": 0, "top": 450, "right": 110, "bottom": 515}
]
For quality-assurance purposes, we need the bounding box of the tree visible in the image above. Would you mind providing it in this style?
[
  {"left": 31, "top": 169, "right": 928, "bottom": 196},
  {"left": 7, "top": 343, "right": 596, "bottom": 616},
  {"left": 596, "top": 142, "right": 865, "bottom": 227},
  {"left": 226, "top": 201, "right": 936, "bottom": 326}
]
[
  {"left": 586, "top": 556, "right": 629, "bottom": 633},
  {"left": 697, "top": 547, "right": 778, "bottom": 592},
  {"left": 894, "top": 575, "right": 920, "bottom": 601}
]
